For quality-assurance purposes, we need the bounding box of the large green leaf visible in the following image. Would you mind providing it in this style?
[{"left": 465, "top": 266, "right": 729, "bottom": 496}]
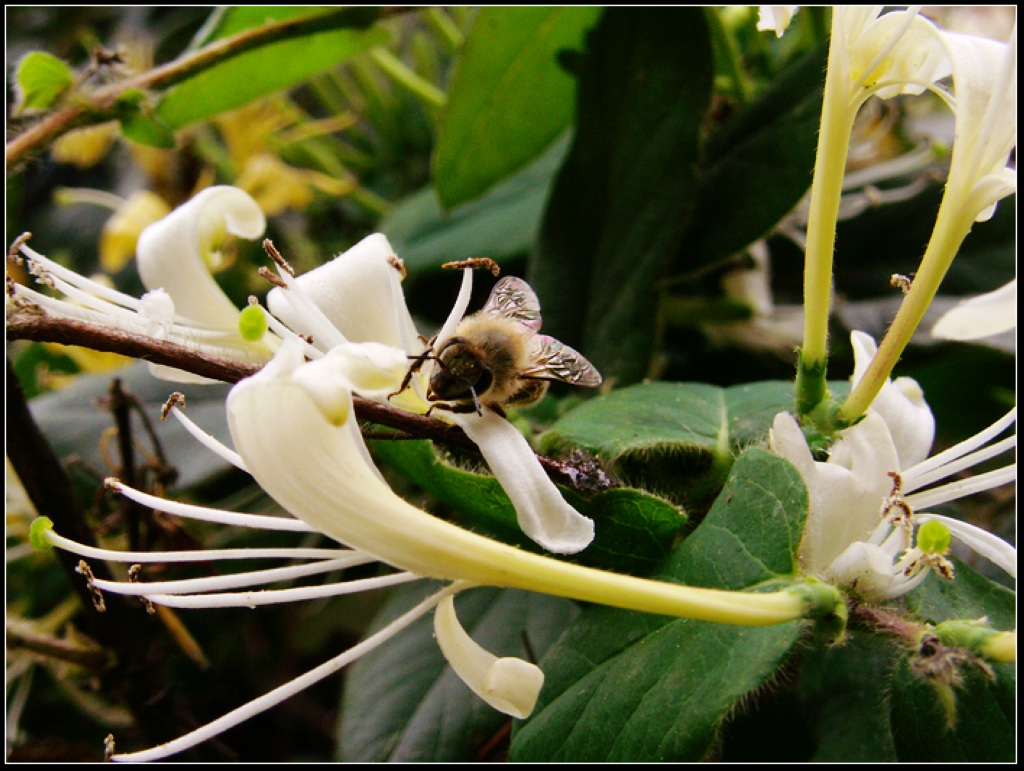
[
  {"left": 383, "top": 134, "right": 569, "bottom": 276},
  {"left": 673, "top": 42, "right": 827, "bottom": 271},
  {"left": 905, "top": 556, "right": 1016, "bottom": 630},
  {"left": 156, "top": 8, "right": 386, "bottom": 129},
  {"left": 529, "top": 7, "right": 714, "bottom": 386},
  {"left": 370, "top": 439, "right": 685, "bottom": 575},
  {"left": 798, "top": 631, "right": 899, "bottom": 761},
  {"left": 432, "top": 7, "right": 602, "bottom": 209},
  {"left": 338, "top": 583, "right": 580, "bottom": 761},
  {"left": 539, "top": 380, "right": 796, "bottom": 510},
  {"left": 510, "top": 449, "right": 810, "bottom": 761},
  {"left": 28, "top": 362, "right": 233, "bottom": 491},
  {"left": 890, "top": 656, "right": 1015, "bottom": 762}
]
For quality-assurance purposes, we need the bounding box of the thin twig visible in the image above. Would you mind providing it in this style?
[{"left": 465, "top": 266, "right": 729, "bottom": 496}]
[{"left": 6, "top": 7, "right": 397, "bottom": 168}]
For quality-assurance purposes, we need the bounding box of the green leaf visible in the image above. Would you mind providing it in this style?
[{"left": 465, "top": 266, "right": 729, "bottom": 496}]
[
  {"left": 338, "top": 583, "right": 580, "bottom": 761},
  {"left": 539, "top": 380, "right": 796, "bottom": 509},
  {"left": 14, "top": 51, "right": 74, "bottom": 113},
  {"left": 116, "top": 90, "right": 176, "bottom": 148},
  {"left": 529, "top": 8, "right": 714, "bottom": 386},
  {"left": 383, "top": 134, "right": 569, "bottom": 277},
  {"left": 798, "top": 631, "right": 899, "bottom": 761},
  {"left": 510, "top": 449, "right": 810, "bottom": 761},
  {"left": 370, "top": 438, "right": 685, "bottom": 575},
  {"left": 433, "top": 7, "right": 602, "bottom": 209},
  {"left": 188, "top": 6, "right": 340, "bottom": 47},
  {"left": 674, "top": 42, "right": 827, "bottom": 271},
  {"left": 890, "top": 655, "right": 1015, "bottom": 761},
  {"left": 156, "top": 9, "right": 388, "bottom": 129}
]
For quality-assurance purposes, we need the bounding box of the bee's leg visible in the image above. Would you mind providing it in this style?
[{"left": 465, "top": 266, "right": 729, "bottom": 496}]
[
  {"left": 425, "top": 394, "right": 484, "bottom": 418},
  {"left": 388, "top": 342, "right": 436, "bottom": 402}
]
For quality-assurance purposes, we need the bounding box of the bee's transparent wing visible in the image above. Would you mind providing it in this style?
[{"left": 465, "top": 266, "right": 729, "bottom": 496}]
[
  {"left": 482, "top": 276, "right": 542, "bottom": 332},
  {"left": 523, "top": 335, "right": 603, "bottom": 387}
]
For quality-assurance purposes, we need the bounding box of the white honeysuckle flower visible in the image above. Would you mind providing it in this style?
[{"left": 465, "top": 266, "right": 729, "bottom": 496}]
[
  {"left": 771, "top": 330, "right": 1016, "bottom": 601},
  {"left": 33, "top": 338, "right": 842, "bottom": 761},
  {"left": 932, "top": 279, "right": 1017, "bottom": 341},
  {"left": 934, "top": 24, "right": 1016, "bottom": 223},
  {"left": 757, "top": 6, "right": 799, "bottom": 37}
]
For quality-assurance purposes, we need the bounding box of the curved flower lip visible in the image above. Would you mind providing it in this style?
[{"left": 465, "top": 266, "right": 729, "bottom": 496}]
[
  {"left": 757, "top": 6, "right": 799, "bottom": 37},
  {"left": 931, "top": 279, "right": 1017, "bottom": 341},
  {"left": 451, "top": 409, "right": 595, "bottom": 555},
  {"left": 433, "top": 593, "right": 544, "bottom": 719},
  {"left": 226, "top": 351, "right": 820, "bottom": 627},
  {"left": 136, "top": 186, "right": 266, "bottom": 330},
  {"left": 834, "top": 7, "right": 950, "bottom": 102}
]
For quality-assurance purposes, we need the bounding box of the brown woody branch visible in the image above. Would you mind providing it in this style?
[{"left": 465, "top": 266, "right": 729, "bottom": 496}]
[{"left": 6, "top": 307, "right": 597, "bottom": 490}]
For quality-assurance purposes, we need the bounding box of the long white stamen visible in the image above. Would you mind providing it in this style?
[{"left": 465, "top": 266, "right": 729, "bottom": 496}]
[
  {"left": 436, "top": 268, "right": 474, "bottom": 345},
  {"left": 40, "top": 272, "right": 140, "bottom": 318},
  {"left": 110, "top": 583, "right": 460, "bottom": 762},
  {"left": 45, "top": 530, "right": 358, "bottom": 564},
  {"left": 21, "top": 244, "right": 143, "bottom": 310},
  {"left": 108, "top": 480, "right": 314, "bottom": 532},
  {"left": 905, "top": 464, "right": 1017, "bottom": 510},
  {"left": 263, "top": 311, "right": 323, "bottom": 359},
  {"left": 903, "top": 409, "right": 1016, "bottom": 485},
  {"left": 917, "top": 513, "right": 1017, "bottom": 579},
  {"left": 168, "top": 407, "right": 247, "bottom": 472},
  {"left": 14, "top": 285, "right": 144, "bottom": 330},
  {"left": 145, "top": 571, "right": 422, "bottom": 608},
  {"left": 903, "top": 435, "right": 1016, "bottom": 493},
  {"left": 90, "top": 557, "right": 361, "bottom": 596}
]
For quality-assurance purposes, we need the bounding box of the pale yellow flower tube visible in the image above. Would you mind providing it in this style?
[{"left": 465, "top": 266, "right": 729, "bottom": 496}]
[{"left": 226, "top": 345, "right": 837, "bottom": 627}]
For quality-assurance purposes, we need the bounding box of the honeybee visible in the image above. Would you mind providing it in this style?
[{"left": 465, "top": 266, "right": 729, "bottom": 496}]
[{"left": 397, "top": 275, "right": 602, "bottom": 417}]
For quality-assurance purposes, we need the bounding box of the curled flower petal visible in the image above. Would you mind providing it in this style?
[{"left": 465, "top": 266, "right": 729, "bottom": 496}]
[
  {"left": 938, "top": 27, "right": 1016, "bottom": 221},
  {"left": 136, "top": 186, "right": 266, "bottom": 329},
  {"left": 850, "top": 330, "right": 935, "bottom": 468},
  {"left": 433, "top": 594, "right": 544, "bottom": 719},
  {"left": 932, "top": 279, "right": 1017, "bottom": 340},
  {"left": 757, "top": 6, "right": 799, "bottom": 37},
  {"left": 451, "top": 410, "right": 595, "bottom": 555}
]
